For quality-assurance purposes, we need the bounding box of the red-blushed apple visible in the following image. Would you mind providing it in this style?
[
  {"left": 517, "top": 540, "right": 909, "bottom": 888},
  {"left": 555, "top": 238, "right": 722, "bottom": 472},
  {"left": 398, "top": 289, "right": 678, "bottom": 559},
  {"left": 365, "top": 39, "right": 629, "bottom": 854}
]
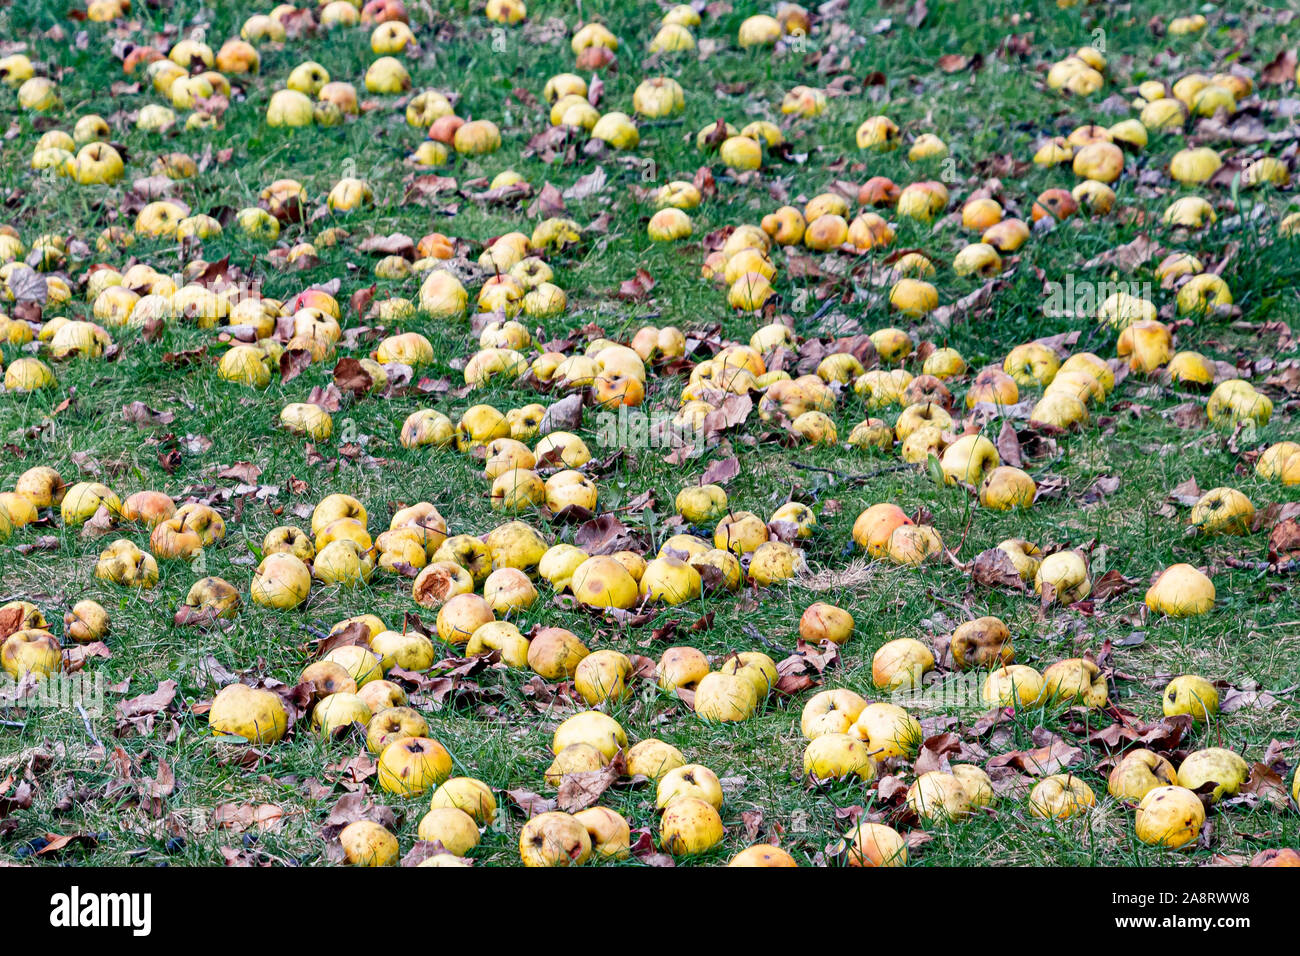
[
  {"left": 799, "top": 603, "right": 854, "bottom": 645},
  {"left": 800, "top": 688, "right": 868, "bottom": 738},
  {"left": 1, "top": 629, "right": 61, "bottom": 680},
  {"left": 435, "top": 593, "right": 494, "bottom": 645},
  {"left": 835, "top": 821, "right": 908, "bottom": 866}
]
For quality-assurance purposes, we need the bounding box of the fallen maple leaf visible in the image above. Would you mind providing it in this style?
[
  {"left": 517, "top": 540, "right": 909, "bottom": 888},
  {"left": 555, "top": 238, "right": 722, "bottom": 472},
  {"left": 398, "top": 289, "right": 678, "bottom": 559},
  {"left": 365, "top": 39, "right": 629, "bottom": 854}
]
[{"left": 617, "top": 269, "right": 656, "bottom": 301}]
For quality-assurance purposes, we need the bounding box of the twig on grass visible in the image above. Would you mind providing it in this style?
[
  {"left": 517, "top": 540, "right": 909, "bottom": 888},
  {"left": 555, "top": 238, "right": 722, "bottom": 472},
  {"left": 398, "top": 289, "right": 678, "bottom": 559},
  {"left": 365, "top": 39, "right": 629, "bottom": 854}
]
[{"left": 77, "top": 703, "right": 104, "bottom": 751}]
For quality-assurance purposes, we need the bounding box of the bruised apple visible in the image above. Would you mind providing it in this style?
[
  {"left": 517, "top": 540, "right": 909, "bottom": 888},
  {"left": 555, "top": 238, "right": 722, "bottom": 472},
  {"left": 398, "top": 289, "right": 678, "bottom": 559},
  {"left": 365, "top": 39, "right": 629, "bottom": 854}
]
[
  {"left": 729, "top": 844, "right": 797, "bottom": 867},
  {"left": 435, "top": 593, "right": 494, "bottom": 645},
  {"left": 657, "top": 646, "right": 710, "bottom": 692},
  {"left": 64, "top": 600, "right": 109, "bottom": 643},
  {"left": 519, "top": 811, "right": 591, "bottom": 867},
  {"left": 358, "top": 681, "right": 406, "bottom": 715},
  {"left": 181, "top": 577, "right": 241, "bottom": 620},
  {"left": 1, "top": 629, "right": 62, "bottom": 681},
  {"left": 95, "top": 540, "right": 159, "bottom": 588},
  {"left": 871, "top": 638, "right": 933, "bottom": 691},
  {"left": 571, "top": 556, "right": 639, "bottom": 610},
  {"left": 1108, "top": 749, "right": 1177, "bottom": 803},
  {"left": 339, "top": 820, "right": 399, "bottom": 866},
  {"left": 364, "top": 706, "right": 427, "bottom": 752},
  {"left": 1135, "top": 786, "right": 1204, "bottom": 848},
  {"left": 527, "top": 626, "right": 589, "bottom": 679},
  {"left": 660, "top": 797, "right": 724, "bottom": 855},
  {"left": 799, "top": 603, "right": 854, "bottom": 645},
  {"left": 377, "top": 736, "right": 453, "bottom": 796},
  {"left": 950, "top": 617, "right": 1013, "bottom": 669},
  {"left": 835, "top": 822, "right": 907, "bottom": 866}
]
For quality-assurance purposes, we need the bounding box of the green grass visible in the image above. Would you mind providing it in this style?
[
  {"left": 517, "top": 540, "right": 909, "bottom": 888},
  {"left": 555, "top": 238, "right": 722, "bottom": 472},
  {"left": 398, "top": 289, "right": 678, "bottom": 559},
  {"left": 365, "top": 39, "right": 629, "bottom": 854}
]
[{"left": 0, "top": 0, "right": 1298, "bottom": 866}]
